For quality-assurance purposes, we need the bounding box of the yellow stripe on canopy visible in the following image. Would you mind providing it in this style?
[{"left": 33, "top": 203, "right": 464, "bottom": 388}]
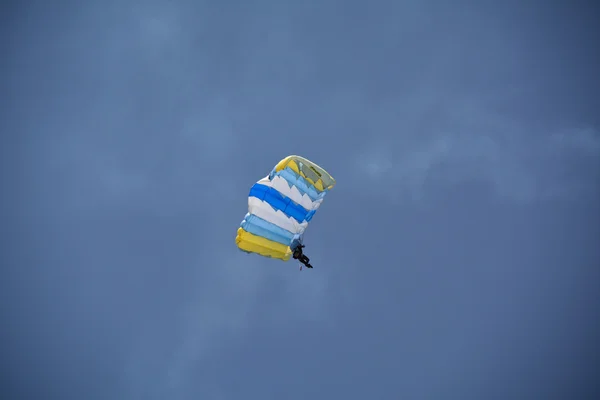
[
  {"left": 235, "top": 228, "right": 292, "bottom": 260},
  {"left": 274, "top": 155, "right": 335, "bottom": 192}
]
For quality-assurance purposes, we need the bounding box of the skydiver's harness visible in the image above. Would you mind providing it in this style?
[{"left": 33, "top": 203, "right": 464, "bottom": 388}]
[{"left": 292, "top": 245, "right": 313, "bottom": 269}]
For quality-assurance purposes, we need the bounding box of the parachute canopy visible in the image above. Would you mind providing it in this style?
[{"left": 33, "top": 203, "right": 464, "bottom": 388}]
[{"left": 235, "top": 155, "right": 336, "bottom": 261}]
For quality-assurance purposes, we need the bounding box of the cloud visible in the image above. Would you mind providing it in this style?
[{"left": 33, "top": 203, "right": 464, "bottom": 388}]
[{"left": 356, "top": 102, "right": 600, "bottom": 204}]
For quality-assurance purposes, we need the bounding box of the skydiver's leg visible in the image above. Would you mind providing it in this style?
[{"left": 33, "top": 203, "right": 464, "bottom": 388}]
[{"left": 299, "top": 255, "right": 312, "bottom": 268}]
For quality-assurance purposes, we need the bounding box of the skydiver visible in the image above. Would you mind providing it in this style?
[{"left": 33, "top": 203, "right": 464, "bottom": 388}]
[
  {"left": 290, "top": 236, "right": 313, "bottom": 269},
  {"left": 292, "top": 243, "right": 313, "bottom": 269}
]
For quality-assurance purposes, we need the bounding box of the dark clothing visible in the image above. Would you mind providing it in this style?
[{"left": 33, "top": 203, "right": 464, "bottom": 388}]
[{"left": 292, "top": 245, "right": 313, "bottom": 268}]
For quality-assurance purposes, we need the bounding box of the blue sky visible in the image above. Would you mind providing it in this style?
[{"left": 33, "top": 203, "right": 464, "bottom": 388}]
[{"left": 2, "top": 1, "right": 599, "bottom": 399}]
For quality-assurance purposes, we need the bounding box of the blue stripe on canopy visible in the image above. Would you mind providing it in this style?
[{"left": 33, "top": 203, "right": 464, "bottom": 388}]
[
  {"left": 240, "top": 214, "right": 294, "bottom": 246},
  {"left": 249, "top": 183, "right": 316, "bottom": 223},
  {"left": 270, "top": 167, "right": 328, "bottom": 202}
]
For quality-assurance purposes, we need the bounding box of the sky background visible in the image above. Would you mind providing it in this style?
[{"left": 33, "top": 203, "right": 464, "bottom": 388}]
[{"left": 2, "top": 1, "right": 599, "bottom": 399}]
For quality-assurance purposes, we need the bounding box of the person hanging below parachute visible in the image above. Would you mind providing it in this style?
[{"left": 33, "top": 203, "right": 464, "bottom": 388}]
[
  {"left": 290, "top": 236, "right": 312, "bottom": 269},
  {"left": 235, "top": 155, "right": 336, "bottom": 270}
]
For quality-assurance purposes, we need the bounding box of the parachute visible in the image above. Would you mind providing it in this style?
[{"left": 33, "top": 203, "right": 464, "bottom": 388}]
[{"left": 235, "top": 155, "right": 336, "bottom": 261}]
